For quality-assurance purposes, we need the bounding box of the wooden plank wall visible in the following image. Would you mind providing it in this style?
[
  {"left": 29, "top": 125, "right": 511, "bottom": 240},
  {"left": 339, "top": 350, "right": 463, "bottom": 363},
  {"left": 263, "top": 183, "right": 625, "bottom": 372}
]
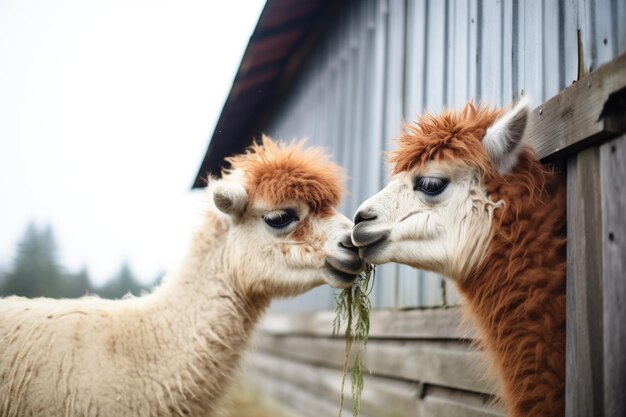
[
  {"left": 245, "top": 0, "right": 626, "bottom": 416},
  {"left": 248, "top": 308, "right": 503, "bottom": 417}
]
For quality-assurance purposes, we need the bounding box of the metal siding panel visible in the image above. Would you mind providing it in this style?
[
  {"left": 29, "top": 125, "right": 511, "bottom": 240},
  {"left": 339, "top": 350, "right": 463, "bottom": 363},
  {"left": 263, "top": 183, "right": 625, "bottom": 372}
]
[
  {"left": 321, "top": 34, "right": 335, "bottom": 150},
  {"left": 468, "top": 0, "right": 479, "bottom": 100},
  {"left": 341, "top": 2, "right": 363, "bottom": 217},
  {"left": 264, "top": 0, "right": 625, "bottom": 314},
  {"left": 404, "top": 0, "right": 427, "bottom": 118},
  {"left": 424, "top": 0, "right": 447, "bottom": 112},
  {"left": 543, "top": 0, "right": 562, "bottom": 99},
  {"left": 511, "top": 0, "right": 525, "bottom": 101},
  {"left": 325, "top": 47, "right": 337, "bottom": 150},
  {"left": 331, "top": 14, "right": 347, "bottom": 154},
  {"left": 521, "top": 0, "right": 544, "bottom": 105},
  {"left": 308, "top": 49, "right": 319, "bottom": 138},
  {"left": 593, "top": 0, "right": 618, "bottom": 68},
  {"left": 363, "top": 0, "right": 388, "bottom": 195},
  {"left": 349, "top": 0, "right": 373, "bottom": 216},
  {"left": 370, "top": 0, "right": 397, "bottom": 309},
  {"left": 578, "top": 0, "right": 594, "bottom": 74},
  {"left": 563, "top": 0, "right": 581, "bottom": 87},
  {"left": 445, "top": 278, "right": 462, "bottom": 306},
  {"left": 618, "top": 0, "right": 626, "bottom": 54},
  {"left": 575, "top": 0, "right": 620, "bottom": 73},
  {"left": 334, "top": 12, "right": 350, "bottom": 181},
  {"left": 385, "top": 0, "right": 416, "bottom": 309},
  {"left": 271, "top": 286, "right": 332, "bottom": 313},
  {"left": 315, "top": 41, "right": 329, "bottom": 147},
  {"left": 321, "top": 19, "right": 346, "bottom": 312},
  {"left": 397, "top": 269, "right": 420, "bottom": 308},
  {"left": 418, "top": 271, "right": 445, "bottom": 306},
  {"left": 379, "top": 0, "right": 408, "bottom": 309},
  {"left": 448, "top": 0, "right": 472, "bottom": 108},
  {"left": 501, "top": 0, "right": 514, "bottom": 103},
  {"left": 383, "top": 0, "right": 405, "bottom": 149},
  {"left": 479, "top": 0, "right": 504, "bottom": 105}
]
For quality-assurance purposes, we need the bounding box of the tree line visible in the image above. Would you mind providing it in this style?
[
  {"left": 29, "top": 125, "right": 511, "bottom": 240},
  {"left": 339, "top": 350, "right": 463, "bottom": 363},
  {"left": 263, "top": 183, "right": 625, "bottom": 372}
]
[{"left": 0, "top": 223, "right": 160, "bottom": 299}]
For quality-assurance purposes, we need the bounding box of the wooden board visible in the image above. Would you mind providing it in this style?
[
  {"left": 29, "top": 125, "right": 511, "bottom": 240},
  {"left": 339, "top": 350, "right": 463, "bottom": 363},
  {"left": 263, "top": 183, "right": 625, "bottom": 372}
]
[
  {"left": 248, "top": 371, "right": 351, "bottom": 417},
  {"left": 247, "top": 352, "right": 504, "bottom": 417},
  {"left": 600, "top": 133, "right": 626, "bottom": 417},
  {"left": 526, "top": 51, "right": 626, "bottom": 161},
  {"left": 256, "top": 334, "right": 498, "bottom": 395},
  {"left": 250, "top": 353, "right": 422, "bottom": 417},
  {"left": 565, "top": 147, "right": 605, "bottom": 417},
  {"left": 260, "top": 307, "right": 475, "bottom": 340},
  {"left": 421, "top": 385, "right": 502, "bottom": 417}
]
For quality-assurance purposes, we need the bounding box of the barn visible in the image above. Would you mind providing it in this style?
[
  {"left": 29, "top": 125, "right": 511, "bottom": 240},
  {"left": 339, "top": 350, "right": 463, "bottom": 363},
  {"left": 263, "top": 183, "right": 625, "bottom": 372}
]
[{"left": 194, "top": 1, "right": 626, "bottom": 416}]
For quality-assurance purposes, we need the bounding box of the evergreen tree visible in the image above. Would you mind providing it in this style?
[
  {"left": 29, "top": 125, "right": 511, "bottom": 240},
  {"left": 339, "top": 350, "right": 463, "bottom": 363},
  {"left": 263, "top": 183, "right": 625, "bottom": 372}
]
[
  {"left": 96, "top": 262, "right": 144, "bottom": 299},
  {"left": 2, "top": 223, "right": 158, "bottom": 300},
  {"left": 1, "top": 223, "right": 66, "bottom": 298},
  {"left": 62, "top": 266, "right": 92, "bottom": 298}
]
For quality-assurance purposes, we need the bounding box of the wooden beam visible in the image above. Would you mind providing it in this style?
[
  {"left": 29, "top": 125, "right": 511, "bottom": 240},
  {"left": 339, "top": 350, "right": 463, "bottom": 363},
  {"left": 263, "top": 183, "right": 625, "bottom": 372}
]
[
  {"left": 527, "top": 52, "right": 626, "bottom": 161},
  {"left": 565, "top": 148, "right": 605, "bottom": 417},
  {"left": 600, "top": 133, "right": 626, "bottom": 417}
]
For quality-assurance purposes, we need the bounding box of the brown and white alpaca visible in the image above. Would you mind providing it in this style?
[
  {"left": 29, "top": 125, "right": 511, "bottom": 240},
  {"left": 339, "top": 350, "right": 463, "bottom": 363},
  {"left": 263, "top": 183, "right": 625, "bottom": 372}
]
[
  {"left": 351, "top": 100, "right": 566, "bottom": 417},
  {"left": 0, "top": 136, "right": 364, "bottom": 417}
]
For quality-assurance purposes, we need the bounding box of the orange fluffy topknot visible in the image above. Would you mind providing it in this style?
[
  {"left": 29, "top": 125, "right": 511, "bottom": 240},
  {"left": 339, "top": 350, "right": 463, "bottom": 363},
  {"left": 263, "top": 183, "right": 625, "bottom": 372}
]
[
  {"left": 389, "top": 101, "right": 505, "bottom": 177},
  {"left": 224, "top": 136, "right": 345, "bottom": 214}
]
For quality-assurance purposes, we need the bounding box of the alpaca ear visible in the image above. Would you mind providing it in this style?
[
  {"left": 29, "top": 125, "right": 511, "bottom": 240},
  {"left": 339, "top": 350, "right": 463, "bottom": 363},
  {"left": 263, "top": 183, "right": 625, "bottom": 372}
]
[
  {"left": 213, "top": 182, "right": 248, "bottom": 217},
  {"left": 482, "top": 98, "right": 530, "bottom": 174}
]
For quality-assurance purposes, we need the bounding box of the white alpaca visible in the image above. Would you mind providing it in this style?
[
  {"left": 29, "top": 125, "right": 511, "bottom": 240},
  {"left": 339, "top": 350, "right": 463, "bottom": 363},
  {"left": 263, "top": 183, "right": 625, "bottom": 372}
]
[
  {"left": 351, "top": 101, "right": 566, "bottom": 417},
  {"left": 0, "top": 137, "right": 363, "bottom": 417}
]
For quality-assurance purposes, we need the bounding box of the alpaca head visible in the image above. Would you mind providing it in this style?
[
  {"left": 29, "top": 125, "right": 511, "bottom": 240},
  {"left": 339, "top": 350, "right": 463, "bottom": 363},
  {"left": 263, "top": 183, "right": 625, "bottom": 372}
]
[
  {"left": 352, "top": 99, "right": 530, "bottom": 281},
  {"left": 208, "top": 136, "right": 364, "bottom": 297}
]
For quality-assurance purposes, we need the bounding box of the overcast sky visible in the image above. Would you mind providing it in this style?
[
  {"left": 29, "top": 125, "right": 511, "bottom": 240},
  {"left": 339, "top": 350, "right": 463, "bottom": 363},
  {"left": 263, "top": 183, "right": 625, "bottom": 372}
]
[{"left": 0, "top": 0, "right": 266, "bottom": 285}]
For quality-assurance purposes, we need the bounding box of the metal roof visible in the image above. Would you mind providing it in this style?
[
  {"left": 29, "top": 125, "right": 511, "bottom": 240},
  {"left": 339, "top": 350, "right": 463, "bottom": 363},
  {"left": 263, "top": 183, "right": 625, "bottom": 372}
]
[{"left": 192, "top": 0, "right": 337, "bottom": 188}]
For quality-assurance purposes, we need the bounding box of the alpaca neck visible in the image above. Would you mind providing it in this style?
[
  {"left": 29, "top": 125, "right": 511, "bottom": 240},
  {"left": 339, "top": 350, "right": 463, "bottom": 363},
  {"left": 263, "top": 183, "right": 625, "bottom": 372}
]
[
  {"left": 131, "top": 214, "right": 271, "bottom": 415},
  {"left": 458, "top": 153, "right": 566, "bottom": 417}
]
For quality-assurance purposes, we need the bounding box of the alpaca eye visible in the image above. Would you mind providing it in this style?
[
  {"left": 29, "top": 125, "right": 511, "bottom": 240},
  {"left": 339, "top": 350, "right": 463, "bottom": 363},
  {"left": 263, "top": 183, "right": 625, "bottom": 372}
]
[
  {"left": 263, "top": 209, "right": 299, "bottom": 229},
  {"left": 414, "top": 177, "right": 449, "bottom": 196}
]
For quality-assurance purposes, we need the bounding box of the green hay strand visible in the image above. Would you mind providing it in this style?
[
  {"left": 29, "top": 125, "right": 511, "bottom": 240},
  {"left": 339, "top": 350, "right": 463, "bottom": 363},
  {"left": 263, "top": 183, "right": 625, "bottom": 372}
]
[{"left": 333, "top": 264, "right": 375, "bottom": 417}]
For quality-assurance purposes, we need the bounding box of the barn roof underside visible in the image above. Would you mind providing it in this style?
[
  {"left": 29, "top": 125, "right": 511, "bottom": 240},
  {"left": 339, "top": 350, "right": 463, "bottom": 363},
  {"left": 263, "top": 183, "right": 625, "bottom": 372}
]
[{"left": 192, "top": 0, "right": 336, "bottom": 188}]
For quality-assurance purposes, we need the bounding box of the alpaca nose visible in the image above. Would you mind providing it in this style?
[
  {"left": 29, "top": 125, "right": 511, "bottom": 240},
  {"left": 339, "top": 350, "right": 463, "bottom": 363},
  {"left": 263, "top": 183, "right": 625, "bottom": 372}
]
[
  {"left": 354, "top": 208, "right": 378, "bottom": 225},
  {"left": 339, "top": 234, "right": 357, "bottom": 250},
  {"left": 329, "top": 233, "right": 365, "bottom": 276}
]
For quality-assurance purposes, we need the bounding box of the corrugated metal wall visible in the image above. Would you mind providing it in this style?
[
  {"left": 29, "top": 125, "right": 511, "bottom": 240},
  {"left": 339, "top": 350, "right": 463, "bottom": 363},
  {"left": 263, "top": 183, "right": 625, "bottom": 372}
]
[{"left": 265, "top": 0, "right": 626, "bottom": 312}]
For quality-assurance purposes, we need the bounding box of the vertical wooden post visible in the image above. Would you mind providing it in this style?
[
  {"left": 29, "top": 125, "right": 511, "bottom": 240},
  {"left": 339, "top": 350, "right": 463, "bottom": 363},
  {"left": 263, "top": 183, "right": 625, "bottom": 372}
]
[
  {"left": 600, "top": 134, "right": 626, "bottom": 417},
  {"left": 566, "top": 147, "right": 605, "bottom": 416}
]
